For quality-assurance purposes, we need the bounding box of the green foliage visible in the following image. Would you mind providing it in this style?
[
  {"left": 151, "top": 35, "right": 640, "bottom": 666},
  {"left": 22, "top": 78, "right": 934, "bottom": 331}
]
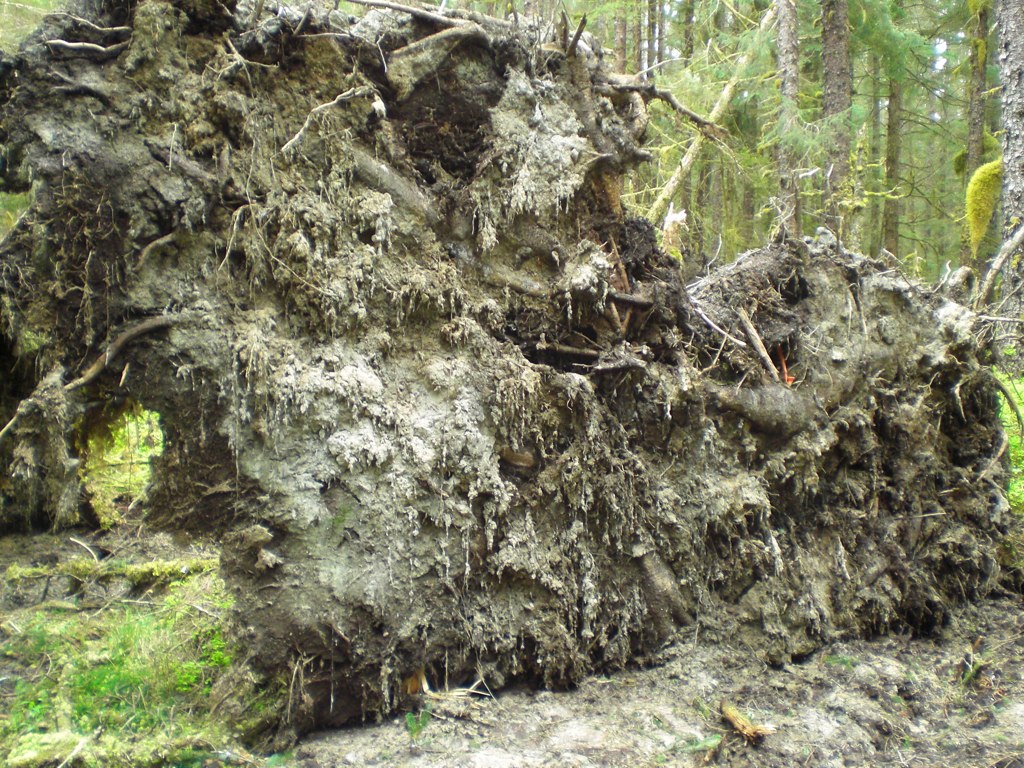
[
  {"left": 0, "top": 571, "right": 281, "bottom": 767},
  {"left": 966, "top": 158, "right": 1002, "bottom": 258},
  {"left": 404, "top": 704, "right": 433, "bottom": 739},
  {"left": 967, "top": 0, "right": 992, "bottom": 16},
  {"left": 0, "top": 192, "right": 31, "bottom": 238},
  {"left": 0, "top": 0, "right": 63, "bottom": 51},
  {"left": 80, "top": 406, "right": 164, "bottom": 528},
  {"left": 824, "top": 654, "right": 858, "bottom": 669},
  {"left": 953, "top": 134, "right": 1001, "bottom": 176}
]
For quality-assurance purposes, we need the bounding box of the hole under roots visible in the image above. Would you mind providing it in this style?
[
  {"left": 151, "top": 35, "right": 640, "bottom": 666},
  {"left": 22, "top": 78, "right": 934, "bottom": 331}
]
[{"left": 79, "top": 402, "right": 164, "bottom": 528}]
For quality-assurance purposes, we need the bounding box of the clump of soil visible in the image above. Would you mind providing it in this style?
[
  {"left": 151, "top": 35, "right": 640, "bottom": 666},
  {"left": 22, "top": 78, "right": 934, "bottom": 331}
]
[{"left": 0, "top": 0, "right": 1016, "bottom": 745}]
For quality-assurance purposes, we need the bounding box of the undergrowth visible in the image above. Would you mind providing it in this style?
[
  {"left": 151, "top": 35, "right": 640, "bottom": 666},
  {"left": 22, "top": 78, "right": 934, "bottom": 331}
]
[
  {"left": 0, "top": 567, "right": 287, "bottom": 766},
  {"left": 79, "top": 405, "right": 164, "bottom": 528},
  {"left": 997, "top": 373, "right": 1024, "bottom": 580}
]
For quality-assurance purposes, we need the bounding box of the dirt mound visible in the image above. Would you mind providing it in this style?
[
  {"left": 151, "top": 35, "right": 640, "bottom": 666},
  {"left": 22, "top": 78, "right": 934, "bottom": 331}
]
[{"left": 0, "top": 0, "right": 1013, "bottom": 742}]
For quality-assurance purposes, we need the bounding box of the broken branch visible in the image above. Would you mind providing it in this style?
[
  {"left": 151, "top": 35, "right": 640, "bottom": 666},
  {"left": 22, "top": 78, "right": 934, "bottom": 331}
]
[
  {"left": 646, "top": 5, "right": 776, "bottom": 224},
  {"left": 736, "top": 307, "right": 781, "bottom": 383},
  {"left": 720, "top": 701, "right": 774, "bottom": 744},
  {"left": 975, "top": 224, "right": 1024, "bottom": 309},
  {"left": 567, "top": 15, "right": 586, "bottom": 57}
]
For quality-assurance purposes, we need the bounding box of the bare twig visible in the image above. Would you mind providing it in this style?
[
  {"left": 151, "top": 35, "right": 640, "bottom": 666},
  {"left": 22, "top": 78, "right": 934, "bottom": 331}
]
[
  {"left": 975, "top": 224, "right": 1024, "bottom": 309},
  {"left": 977, "top": 431, "right": 1009, "bottom": 484},
  {"left": 281, "top": 87, "right": 371, "bottom": 154},
  {"left": 993, "top": 375, "right": 1024, "bottom": 436},
  {"left": 600, "top": 79, "right": 724, "bottom": 140},
  {"left": 736, "top": 307, "right": 781, "bottom": 382},
  {"left": 65, "top": 315, "right": 178, "bottom": 392},
  {"left": 567, "top": 14, "right": 586, "bottom": 57},
  {"left": 343, "top": 0, "right": 466, "bottom": 26}
]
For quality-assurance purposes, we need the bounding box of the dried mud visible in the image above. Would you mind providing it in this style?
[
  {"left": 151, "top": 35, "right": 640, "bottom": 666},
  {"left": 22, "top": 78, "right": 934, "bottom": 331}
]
[{"left": 0, "top": 0, "right": 1018, "bottom": 745}]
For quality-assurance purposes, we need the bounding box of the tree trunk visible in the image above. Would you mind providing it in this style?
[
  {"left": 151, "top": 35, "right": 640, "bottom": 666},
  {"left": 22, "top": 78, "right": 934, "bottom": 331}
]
[
  {"left": 966, "top": 5, "right": 990, "bottom": 180},
  {"left": 633, "top": 0, "right": 643, "bottom": 73},
  {"left": 680, "top": 0, "right": 695, "bottom": 61},
  {"left": 647, "top": 0, "right": 658, "bottom": 76},
  {"left": 864, "top": 54, "right": 883, "bottom": 257},
  {"left": 999, "top": 0, "right": 1024, "bottom": 231},
  {"left": 821, "top": 0, "right": 852, "bottom": 237},
  {"left": 657, "top": 0, "right": 667, "bottom": 65},
  {"left": 997, "top": 0, "right": 1024, "bottom": 320},
  {"left": 964, "top": 4, "right": 991, "bottom": 269},
  {"left": 615, "top": 14, "right": 628, "bottom": 73},
  {"left": 881, "top": 76, "right": 903, "bottom": 258},
  {"left": 776, "top": 0, "right": 802, "bottom": 236}
]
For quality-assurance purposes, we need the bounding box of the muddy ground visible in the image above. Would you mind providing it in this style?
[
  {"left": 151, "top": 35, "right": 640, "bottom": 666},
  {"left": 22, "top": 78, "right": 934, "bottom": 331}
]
[{"left": 297, "top": 594, "right": 1024, "bottom": 768}]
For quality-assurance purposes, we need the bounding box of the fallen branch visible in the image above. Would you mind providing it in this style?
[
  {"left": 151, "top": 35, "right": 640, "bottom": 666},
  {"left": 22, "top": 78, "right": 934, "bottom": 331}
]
[
  {"left": 737, "top": 307, "right": 781, "bottom": 383},
  {"left": 65, "top": 315, "right": 179, "bottom": 392},
  {"left": 974, "top": 224, "right": 1024, "bottom": 309},
  {"left": 342, "top": 0, "right": 467, "bottom": 27},
  {"left": 646, "top": 5, "right": 776, "bottom": 224}
]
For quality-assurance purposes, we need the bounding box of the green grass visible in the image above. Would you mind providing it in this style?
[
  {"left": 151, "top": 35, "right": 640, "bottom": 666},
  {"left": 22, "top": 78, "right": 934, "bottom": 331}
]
[
  {"left": 0, "top": 570, "right": 286, "bottom": 766},
  {"left": 0, "top": 0, "right": 62, "bottom": 52}
]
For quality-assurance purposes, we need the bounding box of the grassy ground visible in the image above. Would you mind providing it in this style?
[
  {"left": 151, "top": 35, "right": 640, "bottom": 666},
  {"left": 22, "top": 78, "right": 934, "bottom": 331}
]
[
  {"left": 998, "top": 374, "right": 1024, "bottom": 578},
  {"left": 0, "top": 0, "right": 59, "bottom": 52},
  {"left": 1, "top": 410, "right": 291, "bottom": 767}
]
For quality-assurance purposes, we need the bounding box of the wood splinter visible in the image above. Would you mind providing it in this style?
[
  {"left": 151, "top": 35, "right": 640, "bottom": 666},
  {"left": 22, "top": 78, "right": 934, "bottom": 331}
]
[
  {"left": 720, "top": 701, "right": 775, "bottom": 744},
  {"left": 736, "top": 306, "right": 781, "bottom": 383}
]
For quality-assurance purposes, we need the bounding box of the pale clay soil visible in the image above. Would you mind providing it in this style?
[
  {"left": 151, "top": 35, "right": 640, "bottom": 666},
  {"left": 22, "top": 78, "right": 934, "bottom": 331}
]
[{"left": 296, "top": 596, "right": 1024, "bottom": 768}]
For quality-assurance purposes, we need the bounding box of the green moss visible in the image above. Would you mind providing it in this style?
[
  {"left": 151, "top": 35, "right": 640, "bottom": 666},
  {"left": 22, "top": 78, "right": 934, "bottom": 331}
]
[
  {"left": 0, "top": 570, "right": 281, "bottom": 767},
  {"left": 966, "top": 158, "right": 1002, "bottom": 258}
]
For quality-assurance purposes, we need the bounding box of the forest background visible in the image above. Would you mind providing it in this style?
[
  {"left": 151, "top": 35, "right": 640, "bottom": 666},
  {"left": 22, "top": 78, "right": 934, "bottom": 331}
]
[{"left": 0, "top": 0, "right": 1009, "bottom": 279}]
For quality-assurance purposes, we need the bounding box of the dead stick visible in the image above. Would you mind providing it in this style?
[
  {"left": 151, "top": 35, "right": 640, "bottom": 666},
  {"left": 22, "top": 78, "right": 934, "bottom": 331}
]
[
  {"left": 689, "top": 299, "right": 748, "bottom": 349},
  {"left": 975, "top": 224, "right": 1024, "bottom": 309},
  {"left": 535, "top": 340, "right": 601, "bottom": 358},
  {"left": 736, "top": 307, "right": 780, "bottom": 382},
  {"left": 609, "top": 291, "right": 653, "bottom": 309},
  {"left": 65, "top": 315, "right": 178, "bottom": 392},
  {"left": 567, "top": 14, "right": 586, "bottom": 57},
  {"left": 343, "top": 0, "right": 466, "bottom": 26}
]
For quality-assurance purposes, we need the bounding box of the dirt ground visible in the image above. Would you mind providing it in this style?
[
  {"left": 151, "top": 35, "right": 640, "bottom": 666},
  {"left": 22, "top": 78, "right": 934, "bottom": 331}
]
[{"left": 296, "top": 595, "right": 1024, "bottom": 768}]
